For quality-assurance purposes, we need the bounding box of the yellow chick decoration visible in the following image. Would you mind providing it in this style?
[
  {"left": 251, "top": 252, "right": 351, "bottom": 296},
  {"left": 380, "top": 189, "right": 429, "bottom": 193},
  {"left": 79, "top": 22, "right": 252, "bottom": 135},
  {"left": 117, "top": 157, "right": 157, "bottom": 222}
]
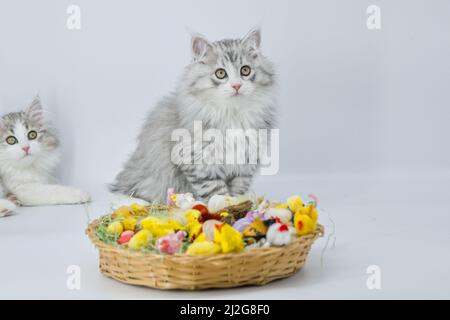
[
  {"left": 297, "top": 204, "right": 318, "bottom": 223},
  {"left": 107, "top": 221, "right": 123, "bottom": 235},
  {"left": 184, "top": 209, "right": 203, "bottom": 241},
  {"left": 243, "top": 218, "right": 268, "bottom": 238},
  {"left": 128, "top": 229, "right": 152, "bottom": 250},
  {"left": 294, "top": 212, "right": 316, "bottom": 236},
  {"left": 140, "top": 216, "right": 182, "bottom": 238},
  {"left": 186, "top": 241, "right": 221, "bottom": 255},
  {"left": 214, "top": 223, "right": 244, "bottom": 253},
  {"left": 193, "top": 232, "right": 207, "bottom": 243},
  {"left": 112, "top": 206, "right": 133, "bottom": 219},
  {"left": 121, "top": 218, "right": 137, "bottom": 231},
  {"left": 287, "top": 195, "right": 304, "bottom": 213},
  {"left": 130, "top": 203, "right": 148, "bottom": 216}
]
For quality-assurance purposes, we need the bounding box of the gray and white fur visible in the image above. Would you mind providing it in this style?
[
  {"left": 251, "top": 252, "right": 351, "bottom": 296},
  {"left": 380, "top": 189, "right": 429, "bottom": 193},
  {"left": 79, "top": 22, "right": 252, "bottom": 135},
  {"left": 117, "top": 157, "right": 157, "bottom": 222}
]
[
  {"left": 110, "top": 29, "right": 276, "bottom": 202},
  {"left": 0, "top": 97, "right": 90, "bottom": 216}
]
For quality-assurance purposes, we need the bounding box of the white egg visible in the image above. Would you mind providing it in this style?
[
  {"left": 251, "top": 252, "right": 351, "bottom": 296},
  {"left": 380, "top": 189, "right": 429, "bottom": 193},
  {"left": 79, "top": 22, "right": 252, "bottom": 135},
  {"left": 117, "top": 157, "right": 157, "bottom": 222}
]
[
  {"left": 208, "top": 195, "right": 236, "bottom": 213},
  {"left": 202, "top": 219, "right": 222, "bottom": 241}
]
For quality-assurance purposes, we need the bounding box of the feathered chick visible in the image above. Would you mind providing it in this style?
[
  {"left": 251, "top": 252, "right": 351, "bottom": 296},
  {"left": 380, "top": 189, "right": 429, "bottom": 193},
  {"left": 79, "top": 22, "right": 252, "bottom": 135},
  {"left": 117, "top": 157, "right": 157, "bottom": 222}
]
[
  {"left": 184, "top": 209, "right": 203, "bottom": 241},
  {"left": 294, "top": 212, "right": 316, "bottom": 236},
  {"left": 287, "top": 195, "right": 304, "bottom": 213},
  {"left": 140, "top": 216, "right": 183, "bottom": 238},
  {"left": 266, "top": 217, "right": 291, "bottom": 246},
  {"left": 297, "top": 204, "right": 318, "bottom": 222},
  {"left": 214, "top": 223, "right": 244, "bottom": 253}
]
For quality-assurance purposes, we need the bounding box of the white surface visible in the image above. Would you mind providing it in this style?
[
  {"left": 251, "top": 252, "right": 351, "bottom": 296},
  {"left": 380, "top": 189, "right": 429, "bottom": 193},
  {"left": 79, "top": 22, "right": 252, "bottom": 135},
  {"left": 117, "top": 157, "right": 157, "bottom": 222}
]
[{"left": 1, "top": 174, "right": 449, "bottom": 299}]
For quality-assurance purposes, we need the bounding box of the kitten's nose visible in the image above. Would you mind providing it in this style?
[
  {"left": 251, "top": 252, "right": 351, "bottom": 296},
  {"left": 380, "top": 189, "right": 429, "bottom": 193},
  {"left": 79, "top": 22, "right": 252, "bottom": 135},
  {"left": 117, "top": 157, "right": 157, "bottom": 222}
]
[
  {"left": 22, "top": 146, "right": 30, "bottom": 154},
  {"left": 232, "top": 83, "right": 242, "bottom": 93}
]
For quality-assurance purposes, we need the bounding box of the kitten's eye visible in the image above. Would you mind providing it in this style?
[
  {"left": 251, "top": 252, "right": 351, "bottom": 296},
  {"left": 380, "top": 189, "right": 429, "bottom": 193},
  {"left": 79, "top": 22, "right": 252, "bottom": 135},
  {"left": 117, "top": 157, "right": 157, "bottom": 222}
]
[
  {"left": 240, "top": 65, "right": 251, "bottom": 77},
  {"left": 6, "top": 136, "right": 18, "bottom": 145},
  {"left": 28, "top": 130, "right": 38, "bottom": 140},
  {"left": 215, "top": 68, "right": 227, "bottom": 79}
]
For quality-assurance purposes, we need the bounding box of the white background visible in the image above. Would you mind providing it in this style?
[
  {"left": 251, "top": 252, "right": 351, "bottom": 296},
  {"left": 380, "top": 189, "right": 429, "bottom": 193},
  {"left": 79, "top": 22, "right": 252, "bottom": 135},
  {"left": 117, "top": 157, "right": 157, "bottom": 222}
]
[{"left": 1, "top": 0, "right": 449, "bottom": 299}]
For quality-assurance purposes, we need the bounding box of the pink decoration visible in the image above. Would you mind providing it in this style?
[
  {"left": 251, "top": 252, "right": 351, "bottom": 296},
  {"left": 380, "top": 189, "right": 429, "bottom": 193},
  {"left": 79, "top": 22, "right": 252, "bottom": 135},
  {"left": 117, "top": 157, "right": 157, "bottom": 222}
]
[
  {"left": 118, "top": 230, "right": 135, "bottom": 245},
  {"left": 156, "top": 230, "right": 186, "bottom": 254}
]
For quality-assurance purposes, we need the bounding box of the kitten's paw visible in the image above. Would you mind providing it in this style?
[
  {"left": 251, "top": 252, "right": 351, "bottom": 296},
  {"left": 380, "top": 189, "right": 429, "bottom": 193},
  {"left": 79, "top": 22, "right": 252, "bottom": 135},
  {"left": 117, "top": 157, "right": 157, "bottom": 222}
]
[
  {"left": 0, "top": 199, "right": 17, "bottom": 217},
  {"left": 7, "top": 193, "right": 21, "bottom": 206},
  {"left": 55, "top": 188, "right": 91, "bottom": 205}
]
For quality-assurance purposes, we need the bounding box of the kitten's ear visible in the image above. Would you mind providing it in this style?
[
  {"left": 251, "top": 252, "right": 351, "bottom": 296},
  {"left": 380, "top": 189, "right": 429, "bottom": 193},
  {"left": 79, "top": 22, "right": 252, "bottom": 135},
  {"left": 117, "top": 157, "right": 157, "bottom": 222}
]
[
  {"left": 25, "top": 95, "right": 44, "bottom": 125},
  {"left": 191, "top": 33, "right": 213, "bottom": 62},
  {"left": 242, "top": 28, "right": 261, "bottom": 51},
  {"left": 0, "top": 118, "right": 5, "bottom": 133}
]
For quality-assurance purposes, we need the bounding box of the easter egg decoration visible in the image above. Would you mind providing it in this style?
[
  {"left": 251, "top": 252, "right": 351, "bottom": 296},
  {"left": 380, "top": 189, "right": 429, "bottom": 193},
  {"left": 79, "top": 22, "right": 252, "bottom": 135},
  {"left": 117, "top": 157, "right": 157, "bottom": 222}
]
[
  {"left": 232, "top": 211, "right": 265, "bottom": 233},
  {"left": 287, "top": 195, "right": 304, "bottom": 213},
  {"left": 202, "top": 219, "right": 222, "bottom": 241},
  {"left": 121, "top": 218, "right": 137, "bottom": 231},
  {"left": 297, "top": 204, "right": 318, "bottom": 223},
  {"left": 294, "top": 212, "right": 316, "bottom": 236},
  {"left": 186, "top": 241, "right": 221, "bottom": 255},
  {"left": 184, "top": 209, "right": 203, "bottom": 241},
  {"left": 130, "top": 203, "right": 148, "bottom": 216},
  {"left": 192, "top": 203, "right": 209, "bottom": 215},
  {"left": 140, "top": 216, "right": 182, "bottom": 238},
  {"left": 266, "top": 218, "right": 291, "bottom": 246},
  {"left": 107, "top": 221, "right": 124, "bottom": 235},
  {"left": 242, "top": 218, "right": 268, "bottom": 240},
  {"left": 127, "top": 229, "right": 152, "bottom": 250},
  {"left": 207, "top": 195, "right": 237, "bottom": 213},
  {"left": 156, "top": 230, "right": 186, "bottom": 254},
  {"left": 112, "top": 206, "right": 133, "bottom": 219},
  {"left": 118, "top": 230, "right": 135, "bottom": 245},
  {"left": 214, "top": 223, "right": 244, "bottom": 253}
]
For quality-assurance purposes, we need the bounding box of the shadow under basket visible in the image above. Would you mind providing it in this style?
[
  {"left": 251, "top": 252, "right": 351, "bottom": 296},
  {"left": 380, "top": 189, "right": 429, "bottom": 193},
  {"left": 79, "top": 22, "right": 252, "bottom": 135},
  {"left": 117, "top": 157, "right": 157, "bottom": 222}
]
[{"left": 86, "top": 220, "right": 324, "bottom": 290}]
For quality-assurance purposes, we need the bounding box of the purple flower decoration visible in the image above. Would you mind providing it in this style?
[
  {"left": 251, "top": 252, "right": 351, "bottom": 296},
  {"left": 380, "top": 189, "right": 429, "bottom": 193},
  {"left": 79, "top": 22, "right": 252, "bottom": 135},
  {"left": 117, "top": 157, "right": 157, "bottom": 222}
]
[{"left": 233, "top": 211, "right": 265, "bottom": 232}]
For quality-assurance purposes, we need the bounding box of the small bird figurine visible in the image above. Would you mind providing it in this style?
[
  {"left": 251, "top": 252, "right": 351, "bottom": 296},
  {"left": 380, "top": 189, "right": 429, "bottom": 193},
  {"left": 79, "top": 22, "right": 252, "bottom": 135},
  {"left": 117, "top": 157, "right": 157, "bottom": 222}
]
[
  {"left": 287, "top": 195, "right": 304, "bottom": 213},
  {"left": 214, "top": 223, "right": 244, "bottom": 253},
  {"left": 266, "top": 217, "right": 291, "bottom": 246},
  {"left": 294, "top": 212, "right": 316, "bottom": 236},
  {"left": 297, "top": 204, "right": 318, "bottom": 222},
  {"left": 184, "top": 209, "right": 203, "bottom": 241},
  {"left": 140, "top": 216, "right": 183, "bottom": 238}
]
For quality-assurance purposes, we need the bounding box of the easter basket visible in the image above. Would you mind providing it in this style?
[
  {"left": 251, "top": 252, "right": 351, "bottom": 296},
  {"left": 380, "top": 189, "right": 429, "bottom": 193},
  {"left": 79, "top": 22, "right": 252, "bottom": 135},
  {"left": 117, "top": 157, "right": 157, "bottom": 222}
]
[{"left": 86, "top": 200, "right": 324, "bottom": 290}]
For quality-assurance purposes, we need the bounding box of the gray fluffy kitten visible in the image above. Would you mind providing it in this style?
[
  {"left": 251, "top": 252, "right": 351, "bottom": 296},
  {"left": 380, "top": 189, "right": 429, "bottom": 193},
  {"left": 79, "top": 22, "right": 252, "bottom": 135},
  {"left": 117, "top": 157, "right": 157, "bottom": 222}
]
[
  {"left": 111, "top": 29, "right": 276, "bottom": 202},
  {"left": 0, "top": 97, "right": 90, "bottom": 216}
]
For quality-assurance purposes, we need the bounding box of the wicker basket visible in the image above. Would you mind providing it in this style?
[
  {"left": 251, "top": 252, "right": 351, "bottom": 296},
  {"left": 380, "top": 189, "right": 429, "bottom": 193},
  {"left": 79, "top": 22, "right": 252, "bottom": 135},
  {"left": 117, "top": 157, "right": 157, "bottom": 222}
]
[{"left": 86, "top": 219, "right": 324, "bottom": 290}]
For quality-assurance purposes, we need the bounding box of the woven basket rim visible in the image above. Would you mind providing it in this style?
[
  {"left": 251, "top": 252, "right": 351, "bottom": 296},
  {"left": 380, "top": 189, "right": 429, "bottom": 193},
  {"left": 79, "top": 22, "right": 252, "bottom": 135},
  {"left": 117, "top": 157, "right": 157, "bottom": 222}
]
[{"left": 86, "top": 216, "right": 324, "bottom": 260}]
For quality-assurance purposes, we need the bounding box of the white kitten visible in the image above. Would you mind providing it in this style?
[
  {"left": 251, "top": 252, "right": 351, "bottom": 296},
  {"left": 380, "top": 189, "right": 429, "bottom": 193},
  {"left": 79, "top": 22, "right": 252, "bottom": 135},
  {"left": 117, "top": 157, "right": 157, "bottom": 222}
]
[{"left": 0, "top": 96, "right": 90, "bottom": 216}]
